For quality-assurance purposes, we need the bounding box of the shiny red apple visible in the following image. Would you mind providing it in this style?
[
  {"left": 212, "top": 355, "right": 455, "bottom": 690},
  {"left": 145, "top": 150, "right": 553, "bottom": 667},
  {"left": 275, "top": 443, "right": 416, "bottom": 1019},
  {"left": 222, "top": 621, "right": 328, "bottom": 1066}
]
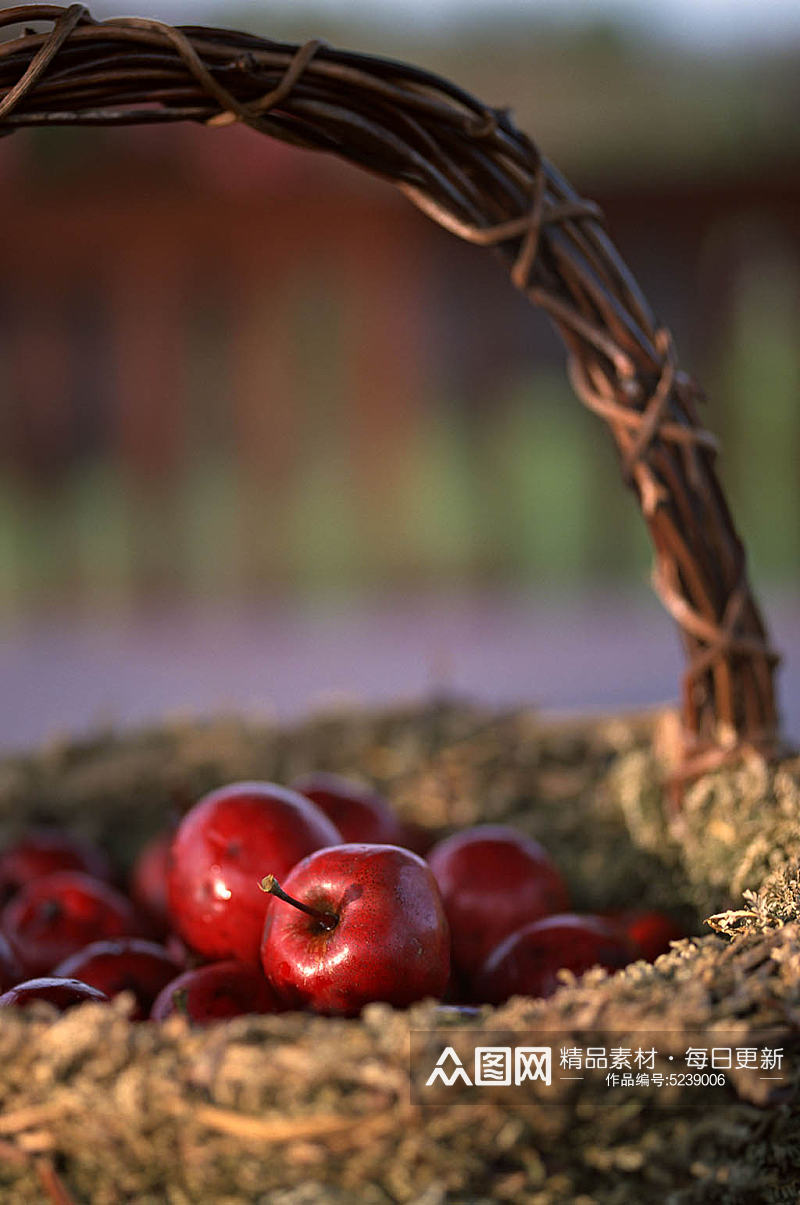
[
  {"left": 151, "top": 960, "right": 284, "bottom": 1023},
  {"left": 1, "top": 871, "right": 148, "bottom": 977},
  {"left": 260, "top": 843, "right": 450, "bottom": 1016},
  {"left": 474, "top": 913, "right": 635, "bottom": 1004},
  {"left": 167, "top": 782, "right": 341, "bottom": 965},
  {"left": 427, "top": 825, "right": 570, "bottom": 980}
]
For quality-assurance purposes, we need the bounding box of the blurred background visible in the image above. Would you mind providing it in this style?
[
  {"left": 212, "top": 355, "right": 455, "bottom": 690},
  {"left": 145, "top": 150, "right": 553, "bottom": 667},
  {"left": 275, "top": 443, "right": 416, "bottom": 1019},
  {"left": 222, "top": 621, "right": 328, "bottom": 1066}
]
[{"left": 1, "top": 0, "right": 799, "bottom": 749}]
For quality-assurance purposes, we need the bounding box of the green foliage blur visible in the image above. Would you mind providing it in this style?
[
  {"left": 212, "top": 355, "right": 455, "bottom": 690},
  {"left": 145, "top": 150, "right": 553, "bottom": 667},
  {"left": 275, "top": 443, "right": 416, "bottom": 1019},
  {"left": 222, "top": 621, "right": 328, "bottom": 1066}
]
[{"left": 0, "top": 8, "right": 797, "bottom": 613}]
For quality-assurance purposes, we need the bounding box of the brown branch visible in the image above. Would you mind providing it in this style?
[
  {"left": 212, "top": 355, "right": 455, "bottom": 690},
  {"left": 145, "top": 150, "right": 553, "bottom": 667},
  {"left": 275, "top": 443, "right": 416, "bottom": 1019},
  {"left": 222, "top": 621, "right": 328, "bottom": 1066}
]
[
  {"left": 36, "top": 1158, "right": 77, "bottom": 1205},
  {"left": 168, "top": 1099, "right": 403, "bottom": 1145},
  {"left": 0, "top": 5, "right": 782, "bottom": 771}
]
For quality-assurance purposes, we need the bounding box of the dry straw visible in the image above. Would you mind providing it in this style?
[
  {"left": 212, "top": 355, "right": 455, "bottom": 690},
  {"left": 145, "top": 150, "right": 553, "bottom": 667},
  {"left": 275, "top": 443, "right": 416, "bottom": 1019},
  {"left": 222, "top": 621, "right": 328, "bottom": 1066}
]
[
  {"left": 0, "top": 4, "right": 786, "bottom": 777},
  {"left": 1, "top": 702, "right": 800, "bottom": 1202}
]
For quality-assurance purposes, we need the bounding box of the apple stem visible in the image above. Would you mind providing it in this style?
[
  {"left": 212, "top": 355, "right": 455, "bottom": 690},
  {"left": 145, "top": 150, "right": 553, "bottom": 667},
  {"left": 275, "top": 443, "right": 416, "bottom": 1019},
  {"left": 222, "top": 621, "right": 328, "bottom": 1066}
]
[{"left": 259, "top": 874, "right": 338, "bottom": 930}]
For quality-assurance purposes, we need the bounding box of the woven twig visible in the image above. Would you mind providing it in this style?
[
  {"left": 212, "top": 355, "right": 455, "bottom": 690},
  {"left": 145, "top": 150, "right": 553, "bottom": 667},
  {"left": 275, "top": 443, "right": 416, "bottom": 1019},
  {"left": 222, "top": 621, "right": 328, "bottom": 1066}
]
[{"left": 0, "top": 5, "right": 782, "bottom": 769}]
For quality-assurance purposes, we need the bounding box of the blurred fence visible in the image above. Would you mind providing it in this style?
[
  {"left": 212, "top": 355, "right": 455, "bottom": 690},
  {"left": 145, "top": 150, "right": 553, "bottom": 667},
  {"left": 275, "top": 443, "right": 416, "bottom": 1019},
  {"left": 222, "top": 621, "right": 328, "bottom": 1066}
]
[{"left": 0, "top": 112, "right": 798, "bottom": 613}]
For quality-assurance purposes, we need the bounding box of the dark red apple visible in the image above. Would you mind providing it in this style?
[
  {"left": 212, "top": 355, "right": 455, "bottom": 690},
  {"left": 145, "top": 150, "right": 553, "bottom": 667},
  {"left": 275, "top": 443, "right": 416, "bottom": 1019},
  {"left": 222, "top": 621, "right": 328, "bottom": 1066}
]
[
  {"left": 474, "top": 913, "right": 635, "bottom": 1004},
  {"left": 291, "top": 772, "right": 406, "bottom": 845},
  {"left": 260, "top": 843, "right": 450, "bottom": 1016},
  {"left": 52, "top": 938, "right": 183, "bottom": 1019},
  {"left": 1, "top": 871, "right": 147, "bottom": 977},
  {"left": 130, "top": 831, "right": 173, "bottom": 935},
  {"left": 167, "top": 782, "right": 341, "bottom": 966},
  {"left": 0, "top": 977, "right": 109, "bottom": 1011},
  {"left": 614, "top": 910, "right": 686, "bottom": 961},
  {"left": 426, "top": 825, "right": 570, "bottom": 979},
  {"left": 0, "top": 828, "right": 112, "bottom": 906},
  {"left": 151, "top": 960, "right": 284, "bottom": 1023},
  {"left": 395, "top": 820, "right": 436, "bottom": 857}
]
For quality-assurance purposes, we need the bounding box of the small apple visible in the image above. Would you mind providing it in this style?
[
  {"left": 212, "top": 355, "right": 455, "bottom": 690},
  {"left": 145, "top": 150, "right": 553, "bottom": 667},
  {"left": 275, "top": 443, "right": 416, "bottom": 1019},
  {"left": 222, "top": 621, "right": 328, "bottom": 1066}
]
[
  {"left": 53, "top": 938, "right": 183, "bottom": 1019},
  {"left": 0, "top": 828, "right": 113, "bottom": 907},
  {"left": 150, "top": 960, "right": 284, "bottom": 1023},
  {"left": 474, "top": 913, "right": 635, "bottom": 1004},
  {"left": 130, "top": 831, "right": 173, "bottom": 936},
  {"left": 612, "top": 910, "right": 686, "bottom": 961},
  {"left": 0, "top": 977, "right": 109, "bottom": 1011},
  {"left": 395, "top": 819, "right": 436, "bottom": 857},
  {"left": 426, "top": 825, "right": 570, "bottom": 980},
  {"left": 259, "top": 843, "right": 450, "bottom": 1016},
  {"left": 167, "top": 782, "right": 341, "bottom": 965},
  {"left": 291, "top": 772, "right": 406, "bottom": 845},
  {"left": 1, "top": 871, "right": 148, "bottom": 977}
]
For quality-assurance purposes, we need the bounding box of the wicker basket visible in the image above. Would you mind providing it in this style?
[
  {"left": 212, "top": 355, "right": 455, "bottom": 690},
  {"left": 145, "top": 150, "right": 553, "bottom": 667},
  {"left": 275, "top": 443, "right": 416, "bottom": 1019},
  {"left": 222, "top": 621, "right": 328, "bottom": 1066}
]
[{"left": 0, "top": 8, "right": 798, "bottom": 1203}]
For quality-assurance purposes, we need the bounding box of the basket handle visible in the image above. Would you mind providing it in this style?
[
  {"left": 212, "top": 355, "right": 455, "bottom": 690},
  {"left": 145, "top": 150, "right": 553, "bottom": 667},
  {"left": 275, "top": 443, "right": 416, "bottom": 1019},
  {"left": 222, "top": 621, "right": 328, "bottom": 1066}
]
[{"left": 0, "top": 6, "right": 782, "bottom": 773}]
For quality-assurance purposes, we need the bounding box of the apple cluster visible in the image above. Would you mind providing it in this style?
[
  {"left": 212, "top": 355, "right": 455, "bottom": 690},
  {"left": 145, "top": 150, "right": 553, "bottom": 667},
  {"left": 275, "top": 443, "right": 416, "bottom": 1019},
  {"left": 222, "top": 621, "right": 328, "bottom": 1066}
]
[{"left": 0, "top": 775, "right": 684, "bottom": 1021}]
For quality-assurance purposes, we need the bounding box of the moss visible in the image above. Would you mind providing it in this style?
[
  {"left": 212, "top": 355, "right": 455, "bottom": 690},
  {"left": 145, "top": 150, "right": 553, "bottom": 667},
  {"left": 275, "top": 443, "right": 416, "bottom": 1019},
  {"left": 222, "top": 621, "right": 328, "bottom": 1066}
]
[{"left": 0, "top": 700, "right": 798, "bottom": 1202}]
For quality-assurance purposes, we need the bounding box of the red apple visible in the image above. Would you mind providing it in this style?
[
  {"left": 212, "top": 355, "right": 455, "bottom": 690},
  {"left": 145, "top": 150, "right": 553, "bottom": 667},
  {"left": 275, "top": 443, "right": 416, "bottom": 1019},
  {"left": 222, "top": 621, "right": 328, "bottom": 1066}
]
[
  {"left": 151, "top": 960, "right": 284, "bottom": 1023},
  {"left": 167, "top": 782, "right": 341, "bottom": 966},
  {"left": 0, "top": 828, "right": 113, "bottom": 907},
  {"left": 130, "top": 831, "right": 173, "bottom": 936},
  {"left": 1, "top": 871, "right": 147, "bottom": 977},
  {"left": 291, "top": 772, "right": 406, "bottom": 845},
  {"left": 474, "top": 913, "right": 635, "bottom": 1004},
  {"left": 52, "top": 938, "right": 184, "bottom": 1020},
  {"left": 426, "top": 825, "right": 570, "bottom": 979},
  {"left": 0, "top": 977, "right": 109, "bottom": 1011},
  {"left": 395, "top": 820, "right": 436, "bottom": 857},
  {"left": 613, "top": 910, "right": 686, "bottom": 961},
  {"left": 259, "top": 843, "right": 450, "bottom": 1016}
]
